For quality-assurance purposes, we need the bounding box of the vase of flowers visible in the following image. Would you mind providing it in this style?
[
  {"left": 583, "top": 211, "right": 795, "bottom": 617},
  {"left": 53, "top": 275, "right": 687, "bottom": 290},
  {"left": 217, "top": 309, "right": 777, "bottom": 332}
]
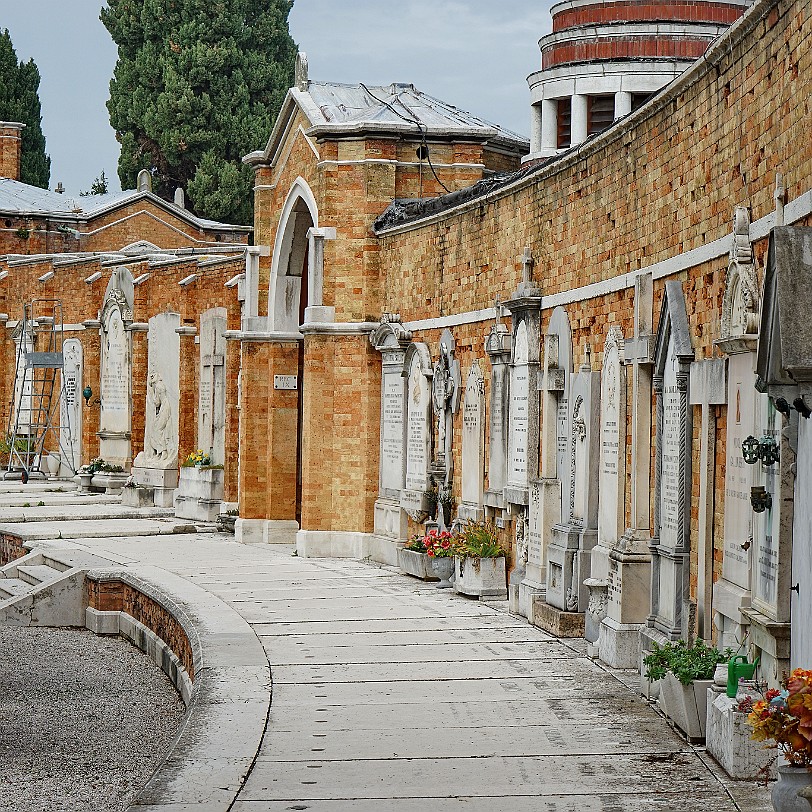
[
  {"left": 398, "top": 534, "right": 439, "bottom": 581},
  {"left": 741, "top": 668, "right": 812, "bottom": 811},
  {"left": 423, "top": 529, "right": 460, "bottom": 588}
]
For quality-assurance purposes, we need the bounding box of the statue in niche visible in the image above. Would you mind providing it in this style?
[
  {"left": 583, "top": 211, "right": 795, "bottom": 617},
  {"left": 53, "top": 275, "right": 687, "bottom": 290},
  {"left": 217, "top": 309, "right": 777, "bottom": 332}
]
[
  {"left": 135, "top": 371, "right": 177, "bottom": 469},
  {"left": 432, "top": 341, "right": 454, "bottom": 468}
]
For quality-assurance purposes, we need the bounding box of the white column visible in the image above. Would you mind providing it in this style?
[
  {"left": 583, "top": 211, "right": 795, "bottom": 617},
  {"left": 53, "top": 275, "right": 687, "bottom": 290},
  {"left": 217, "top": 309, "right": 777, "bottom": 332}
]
[
  {"left": 530, "top": 103, "right": 542, "bottom": 154},
  {"left": 541, "top": 99, "right": 558, "bottom": 155},
  {"left": 304, "top": 226, "right": 337, "bottom": 324},
  {"left": 615, "top": 91, "right": 633, "bottom": 120},
  {"left": 571, "top": 94, "right": 588, "bottom": 146}
]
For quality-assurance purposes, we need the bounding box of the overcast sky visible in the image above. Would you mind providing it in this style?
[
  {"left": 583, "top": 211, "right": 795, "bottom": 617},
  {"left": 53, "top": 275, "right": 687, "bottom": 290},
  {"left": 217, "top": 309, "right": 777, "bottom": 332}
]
[{"left": 2, "top": 1, "right": 553, "bottom": 195}]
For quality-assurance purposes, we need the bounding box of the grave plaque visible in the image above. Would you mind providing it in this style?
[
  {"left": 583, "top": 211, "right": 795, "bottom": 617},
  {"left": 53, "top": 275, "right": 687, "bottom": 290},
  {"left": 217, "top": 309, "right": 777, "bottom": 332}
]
[
  {"left": 485, "top": 316, "right": 511, "bottom": 502},
  {"left": 381, "top": 371, "right": 405, "bottom": 492}
]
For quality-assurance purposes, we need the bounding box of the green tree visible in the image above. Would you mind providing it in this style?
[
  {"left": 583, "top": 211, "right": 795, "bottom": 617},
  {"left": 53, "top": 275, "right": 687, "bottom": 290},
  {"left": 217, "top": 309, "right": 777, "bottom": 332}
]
[
  {"left": 80, "top": 170, "right": 109, "bottom": 196},
  {"left": 0, "top": 29, "right": 50, "bottom": 188},
  {"left": 101, "top": 0, "right": 297, "bottom": 225}
]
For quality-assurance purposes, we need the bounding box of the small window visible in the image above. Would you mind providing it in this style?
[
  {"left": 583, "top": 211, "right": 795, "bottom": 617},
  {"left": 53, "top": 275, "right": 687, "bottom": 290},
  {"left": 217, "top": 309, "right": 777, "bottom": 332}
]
[
  {"left": 588, "top": 95, "right": 615, "bottom": 136},
  {"left": 557, "top": 98, "right": 572, "bottom": 149},
  {"left": 632, "top": 92, "right": 655, "bottom": 112}
]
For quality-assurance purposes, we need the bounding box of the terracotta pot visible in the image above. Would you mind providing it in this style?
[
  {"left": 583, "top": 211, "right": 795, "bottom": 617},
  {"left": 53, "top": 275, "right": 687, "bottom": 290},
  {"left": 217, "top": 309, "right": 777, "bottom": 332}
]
[{"left": 773, "top": 765, "right": 812, "bottom": 812}]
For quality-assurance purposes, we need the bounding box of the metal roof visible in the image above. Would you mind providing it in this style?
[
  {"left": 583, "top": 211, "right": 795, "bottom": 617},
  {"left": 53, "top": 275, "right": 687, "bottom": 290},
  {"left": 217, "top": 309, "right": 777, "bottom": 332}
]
[{"left": 303, "top": 81, "right": 529, "bottom": 149}]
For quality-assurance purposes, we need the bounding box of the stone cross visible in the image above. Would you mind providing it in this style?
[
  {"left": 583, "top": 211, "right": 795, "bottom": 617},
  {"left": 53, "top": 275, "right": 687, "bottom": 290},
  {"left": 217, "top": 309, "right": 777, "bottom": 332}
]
[{"left": 520, "top": 247, "right": 534, "bottom": 287}]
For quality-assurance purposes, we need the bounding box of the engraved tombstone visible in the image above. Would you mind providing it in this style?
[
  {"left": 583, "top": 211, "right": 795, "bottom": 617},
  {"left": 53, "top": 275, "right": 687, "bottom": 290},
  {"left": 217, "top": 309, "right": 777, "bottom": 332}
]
[
  {"left": 98, "top": 269, "right": 134, "bottom": 469},
  {"left": 507, "top": 320, "right": 531, "bottom": 500},
  {"left": 59, "top": 338, "right": 82, "bottom": 475},
  {"left": 371, "top": 316, "right": 412, "bottom": 559},
  {"left": 484, "top": 311, "right": 511, "bottom": 507},
  {"left": 459, "top": 361, "right": 485, "bottom": 522},
  {"left": 400, "top": 343, "right": 433, "bottom": 521},
  {"left": 642, "top": 281, "right": 695, "bottom": 651}
]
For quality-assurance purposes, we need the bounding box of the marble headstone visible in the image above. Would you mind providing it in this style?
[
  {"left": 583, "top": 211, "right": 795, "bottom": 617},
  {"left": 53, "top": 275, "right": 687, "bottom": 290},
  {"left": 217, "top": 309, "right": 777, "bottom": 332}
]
[
  {"left": 59, "top": 338, "right": 83, "bottom": 475},
  {"left": 507, "top": 320, "right": 530, "bottom": 496},
  {"left": 401, "top": 343, "right": 433, "bottom": 521},
  {"left": 98, "top": 270, "right": 134, "bottom": 470},
  {"left": 484, "top": 315, "right": 511, "bottom": 505},
  {"left": 460, "top": 361, "right": 485, "bottom": 521},
  {"left": 198, "top": 308, "right": 227, "bottom": 465}
]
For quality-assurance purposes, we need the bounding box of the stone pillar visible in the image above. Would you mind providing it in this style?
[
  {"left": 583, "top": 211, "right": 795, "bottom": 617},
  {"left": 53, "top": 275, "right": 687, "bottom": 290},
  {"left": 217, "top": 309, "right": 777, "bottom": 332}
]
[
  {"left": 541, "top": 99, "right": 558, "bottom": 154},
  {"left": 230, "top": 332, "right": 301, "bottom": 544},
  {"left": 571, "top": 94, "right": 588, "bottom": 146},
  {"left": 297, "top": 324, "right": 381, "bottom": 559},
  {"left": 304, "top": 227, "right": 337, "bottom": 324},
  {"left": 80, "top": 319, "right": 102, "bottom": 464},
  {"left": 530, "top": 103, "right": 542, "bottom": 155},
  {"left": 176, "top": 325, "right": 198, "bottom": 465},
  {"left": 615, "top": 91, "right": 633, "bottom": 120},
  {"left": 128, "top": 322, "right": 149, "bottom": 461}
]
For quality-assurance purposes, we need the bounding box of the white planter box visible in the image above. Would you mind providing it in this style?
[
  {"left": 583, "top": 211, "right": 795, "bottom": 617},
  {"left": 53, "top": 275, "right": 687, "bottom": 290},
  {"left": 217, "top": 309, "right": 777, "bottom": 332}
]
[
  {"left": 453, "top": 555, "right": 507, "bottom": 600},
  {"left": 398, "top": 548, "right": 438, "bottom": 581},
  {"left": 175, "top": 466, "right": 224, "bottom": 522},
  {"left": 660, "top": 672, "right": 712, "bottom": 740}
]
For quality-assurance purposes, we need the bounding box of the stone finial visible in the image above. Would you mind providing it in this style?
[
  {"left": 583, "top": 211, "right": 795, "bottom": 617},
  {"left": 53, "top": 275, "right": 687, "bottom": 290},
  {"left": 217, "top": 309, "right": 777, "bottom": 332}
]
[
  {"left": 137, "top": 169, "right": 153, "bottom": 193},
  {"left": 774, "top": 171, "right": 786, "bottom": 227},
  {"left": 520, "top": 246, "right": 534, "bottom": 286},
  {"left": 295, "top": 51, "right": 309, "bottom": 92},
  {"left": 174, "top": 187, "right": 185, "bottom": 209}
]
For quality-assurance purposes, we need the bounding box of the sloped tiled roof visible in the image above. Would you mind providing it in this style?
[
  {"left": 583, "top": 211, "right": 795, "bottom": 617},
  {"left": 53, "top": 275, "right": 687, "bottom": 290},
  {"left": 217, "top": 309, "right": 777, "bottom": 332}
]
[{"left": 0, "top": 179, "right": 249, "bottom": 232}]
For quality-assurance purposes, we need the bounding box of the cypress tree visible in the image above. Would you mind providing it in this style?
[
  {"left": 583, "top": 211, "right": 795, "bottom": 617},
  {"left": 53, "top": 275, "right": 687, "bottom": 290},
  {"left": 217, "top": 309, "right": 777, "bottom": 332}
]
[
  {"left": 101, "top": 0, "right": 297, "bottom": 225},
  {"left": 0, "top": 29, "right": 50, "bottom": 189}
]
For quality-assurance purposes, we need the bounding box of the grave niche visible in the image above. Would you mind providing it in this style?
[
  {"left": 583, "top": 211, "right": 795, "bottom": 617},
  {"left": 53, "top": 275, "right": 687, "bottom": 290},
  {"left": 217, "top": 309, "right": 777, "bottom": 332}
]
[
  {"left": 642, "top": 281, "right": 694, "bottom": 650},
  {"left": 370, "top": 316, "right": 412, "bottom": 560}
]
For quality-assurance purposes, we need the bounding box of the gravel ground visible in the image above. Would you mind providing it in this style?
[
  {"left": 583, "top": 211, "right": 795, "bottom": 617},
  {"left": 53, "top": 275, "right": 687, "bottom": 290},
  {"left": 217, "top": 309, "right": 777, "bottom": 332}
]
[{"left": 0, "top": 626, "right": 186, "bottom": 812}]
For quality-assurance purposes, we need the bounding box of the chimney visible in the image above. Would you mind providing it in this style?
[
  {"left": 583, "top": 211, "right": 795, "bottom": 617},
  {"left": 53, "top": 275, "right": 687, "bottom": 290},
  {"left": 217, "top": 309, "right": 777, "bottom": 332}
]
[{"left": 0, "top": 122, "right": 25, "bottom": 181}]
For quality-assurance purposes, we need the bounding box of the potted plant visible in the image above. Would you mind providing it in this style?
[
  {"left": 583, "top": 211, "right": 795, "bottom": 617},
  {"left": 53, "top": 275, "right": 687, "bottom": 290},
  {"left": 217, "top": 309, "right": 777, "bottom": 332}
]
[
  {"left": 422, "top": 529, "right": 460, "bottom": 589},
  {"left": 453, "top": 521, "right": 507, "bottom": 600},
  {"left": 741, "top": 668, "right": 812, "bottom": 811},
  {"left": 644, "top": 639, "right": 731, "bottom": 740},
  {"left": 398, "top": 534, "right": 439, "bottom": 581}
]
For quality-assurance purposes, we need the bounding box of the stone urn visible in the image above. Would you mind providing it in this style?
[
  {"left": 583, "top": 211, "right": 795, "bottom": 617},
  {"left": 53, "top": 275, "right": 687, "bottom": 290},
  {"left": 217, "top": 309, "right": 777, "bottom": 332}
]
[
  {"left": 773, "top": 766, "right": 812, "bottom": 812},
  {"left": 77, "top": 471, "right": 94, "bottom": 492},
  {"left": 430, "top": 556, "right": 455, "bottom": 589},
  {"left": 45, "top": 452, "right": 61, "bottom": 478}
]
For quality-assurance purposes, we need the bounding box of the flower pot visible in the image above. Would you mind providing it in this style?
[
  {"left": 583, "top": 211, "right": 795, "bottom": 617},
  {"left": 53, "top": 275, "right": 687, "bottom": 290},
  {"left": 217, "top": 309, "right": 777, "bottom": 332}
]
[
  {"left": 430, "top": 556, "right": 455, "bottom": 589},
  {"left": 175, "top": 466, "right": 224, "bottom": 521},
  {"left": 773, "top": 766, "right": 812, "bottom": 812},
  {"left": 77, "top": 472, "right": 94, "bottom": 492},
  {"left": 661, "top": 672, "right": 711, "bottom": 740},
  {"left": 453, "top": 555, "right": 507, "bottom": 600},
  {"left": 398, "top": 548, "right": 438, "bottom": 581}
]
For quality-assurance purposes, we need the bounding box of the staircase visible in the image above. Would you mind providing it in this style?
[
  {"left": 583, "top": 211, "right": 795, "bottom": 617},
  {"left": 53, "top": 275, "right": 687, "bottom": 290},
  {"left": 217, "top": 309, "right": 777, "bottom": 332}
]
[{"left": 0, "top": 547, "right": 109, "bottom": 626}]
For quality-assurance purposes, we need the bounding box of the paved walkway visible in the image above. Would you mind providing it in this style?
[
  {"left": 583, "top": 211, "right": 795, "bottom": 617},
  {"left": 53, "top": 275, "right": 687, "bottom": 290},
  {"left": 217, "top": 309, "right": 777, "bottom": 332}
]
[{"left": 0, "top": 482, "right": 771, "bottom": 811}]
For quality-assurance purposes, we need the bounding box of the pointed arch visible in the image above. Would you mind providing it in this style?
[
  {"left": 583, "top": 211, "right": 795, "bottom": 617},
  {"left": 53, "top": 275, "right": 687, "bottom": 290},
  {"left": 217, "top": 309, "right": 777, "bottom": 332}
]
[{"left": 268, "top": 177, "right": 319, "bottom": 331}]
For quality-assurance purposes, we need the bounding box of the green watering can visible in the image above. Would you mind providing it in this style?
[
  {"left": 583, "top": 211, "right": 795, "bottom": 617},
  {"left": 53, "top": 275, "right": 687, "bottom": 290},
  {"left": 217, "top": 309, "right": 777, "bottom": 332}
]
[{"left": 727, "top": 654, "right": 759, "bottom": 698}]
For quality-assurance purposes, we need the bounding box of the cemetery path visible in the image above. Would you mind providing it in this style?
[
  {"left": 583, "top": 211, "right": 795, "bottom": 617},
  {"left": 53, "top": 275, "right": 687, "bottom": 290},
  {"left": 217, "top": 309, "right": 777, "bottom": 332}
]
[{"left": 59, "top": 528, "right": 771, "bottom": 812}]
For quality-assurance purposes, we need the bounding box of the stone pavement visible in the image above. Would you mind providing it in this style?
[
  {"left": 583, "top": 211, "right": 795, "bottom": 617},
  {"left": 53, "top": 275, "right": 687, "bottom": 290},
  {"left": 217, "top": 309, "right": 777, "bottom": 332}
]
[{"left": 0, "top": 484, "right": 772, "bottom": 811}]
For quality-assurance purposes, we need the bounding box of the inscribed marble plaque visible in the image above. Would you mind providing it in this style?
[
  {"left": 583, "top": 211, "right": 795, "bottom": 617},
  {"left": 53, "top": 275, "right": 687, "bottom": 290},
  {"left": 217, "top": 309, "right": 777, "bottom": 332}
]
[
  {"left": 461, "top": 362, "right": 485, "bottom": 506},
  {"left": 381, "top": 371, "right": 405, "bottom": 492},
  {"left": 598, "top": 330, "right": 625, "bottom": 547},
  {"left": 659, "top": 334, "right": 682, "bottom": 550},
  {"left": 405, "top": 353, "right": 430, "bottom": 492},
  {"left": 60, "top": 339, "right": 82, "bottom": 473},
  {"left": 508, "top": 321, "right": 530, "bottom": 489}
]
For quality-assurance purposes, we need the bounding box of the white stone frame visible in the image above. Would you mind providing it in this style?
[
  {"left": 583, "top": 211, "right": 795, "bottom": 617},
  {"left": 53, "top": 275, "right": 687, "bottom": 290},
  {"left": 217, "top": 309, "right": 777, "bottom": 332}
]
[{"left": 268, "top": 176, "right": 319, "bottom": 331}]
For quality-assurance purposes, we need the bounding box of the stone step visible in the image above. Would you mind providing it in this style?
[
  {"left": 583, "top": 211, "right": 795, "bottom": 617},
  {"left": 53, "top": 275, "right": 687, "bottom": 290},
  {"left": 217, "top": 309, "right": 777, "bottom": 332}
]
[
  {"left": 16, "top": 564, "right": 63, "bottom": 587},
  {"left": 0, "top": 577, "right": 32, "bottom": 600}
]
